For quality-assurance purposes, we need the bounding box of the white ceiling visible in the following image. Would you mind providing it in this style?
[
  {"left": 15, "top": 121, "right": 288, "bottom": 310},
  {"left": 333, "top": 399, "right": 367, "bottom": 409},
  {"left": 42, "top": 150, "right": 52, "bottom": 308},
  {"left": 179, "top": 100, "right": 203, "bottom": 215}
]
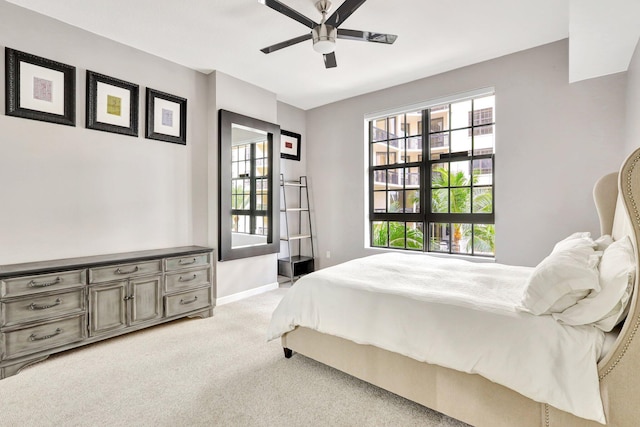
[{"left": 5, "top": 0, "right": 640, "bottom": 110}]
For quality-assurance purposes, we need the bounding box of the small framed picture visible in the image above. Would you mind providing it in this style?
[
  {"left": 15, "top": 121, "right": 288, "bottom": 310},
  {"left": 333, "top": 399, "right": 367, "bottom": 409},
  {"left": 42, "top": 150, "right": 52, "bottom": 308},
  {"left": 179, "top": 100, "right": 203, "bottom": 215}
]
[
  {"left": 145, "top": 88, "right": 187, "bottom": 145},
  {"left": 86, "top": 70, "right": 139, "bottom": 136},
  {"left": 280, "top": 130, "right": 301, "bottom": 161},
  {"left": 5, "top": 48, "right": 76, "bottom": 126}
]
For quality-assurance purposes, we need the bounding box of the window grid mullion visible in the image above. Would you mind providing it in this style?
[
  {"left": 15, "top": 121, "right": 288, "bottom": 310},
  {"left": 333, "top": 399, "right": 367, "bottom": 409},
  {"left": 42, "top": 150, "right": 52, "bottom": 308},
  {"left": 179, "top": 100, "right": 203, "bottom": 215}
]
[{"left": 470, "top": 98, "right": 475, "bottom": 214}]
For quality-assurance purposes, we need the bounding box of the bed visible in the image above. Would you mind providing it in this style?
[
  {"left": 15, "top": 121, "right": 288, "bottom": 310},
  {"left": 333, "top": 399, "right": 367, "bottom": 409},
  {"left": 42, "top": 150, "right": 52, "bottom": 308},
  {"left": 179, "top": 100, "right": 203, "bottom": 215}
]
[{"left": 267, "top": 147, "right": 640, "bottom": 427}]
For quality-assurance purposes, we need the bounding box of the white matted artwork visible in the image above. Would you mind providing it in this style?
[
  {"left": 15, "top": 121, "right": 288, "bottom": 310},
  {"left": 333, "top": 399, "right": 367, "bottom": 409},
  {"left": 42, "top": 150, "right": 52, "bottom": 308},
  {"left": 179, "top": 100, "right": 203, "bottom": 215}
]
[
  {"left": 280, "top": 130, "right": 301, "bottom": 161},
  {"left": 145, "top": 88, "right": 187, "bottom": 145},
  {"left": 86, "top": 70, "right": 139, "bottom": 137},
  {"left": 96, "top": 82, "right": 131, "bottom": 127},
  {"left": 5, "top": 47, "right": 76, "bottom": 126},
  {"left": 153, "top": 98, "right": 181, "bottom": 137},
  {"left": 19, "top": 62, "right": 64, "bottom": 115}
]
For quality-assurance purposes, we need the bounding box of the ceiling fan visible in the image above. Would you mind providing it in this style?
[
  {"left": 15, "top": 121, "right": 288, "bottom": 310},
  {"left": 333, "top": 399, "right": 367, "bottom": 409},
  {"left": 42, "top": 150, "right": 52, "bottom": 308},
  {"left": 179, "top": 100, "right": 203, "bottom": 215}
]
[{"left": 258, "top": 0, "right": 398, "bottom": 68}]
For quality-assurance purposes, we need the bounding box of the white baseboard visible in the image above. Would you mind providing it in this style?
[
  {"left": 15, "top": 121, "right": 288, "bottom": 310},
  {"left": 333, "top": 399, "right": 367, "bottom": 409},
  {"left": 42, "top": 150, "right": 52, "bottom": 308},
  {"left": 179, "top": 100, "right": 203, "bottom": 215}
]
[{"left": 216, "top": 282, "right": 279, "bottom": 306}]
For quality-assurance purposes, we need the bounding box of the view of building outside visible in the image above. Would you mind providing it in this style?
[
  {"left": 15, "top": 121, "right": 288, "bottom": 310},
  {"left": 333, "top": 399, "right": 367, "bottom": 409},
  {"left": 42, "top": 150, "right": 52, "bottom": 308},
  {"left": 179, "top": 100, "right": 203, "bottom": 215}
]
[{"left": 369, "top": 94, "right": 495, "bottom": 256}]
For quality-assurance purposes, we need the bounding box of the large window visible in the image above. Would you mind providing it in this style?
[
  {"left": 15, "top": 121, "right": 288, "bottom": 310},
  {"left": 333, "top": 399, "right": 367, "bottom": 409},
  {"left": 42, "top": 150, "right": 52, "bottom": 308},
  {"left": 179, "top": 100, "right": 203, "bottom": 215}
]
[{"left": 369, "top": 94, "right": 495, "bottom": 257}]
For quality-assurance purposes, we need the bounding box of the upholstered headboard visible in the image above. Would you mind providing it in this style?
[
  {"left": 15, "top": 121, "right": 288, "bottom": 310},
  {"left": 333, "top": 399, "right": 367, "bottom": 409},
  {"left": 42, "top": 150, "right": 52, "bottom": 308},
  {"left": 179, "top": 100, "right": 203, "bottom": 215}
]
[
  {"left": 593, "top": 172, "right": 618, "bottom": 237},
  {"left": 597, "top": 149, "right": 640, "bottom": 377},
  {"left": 593, "top": 170, "right": 635, "bottom": 241}
]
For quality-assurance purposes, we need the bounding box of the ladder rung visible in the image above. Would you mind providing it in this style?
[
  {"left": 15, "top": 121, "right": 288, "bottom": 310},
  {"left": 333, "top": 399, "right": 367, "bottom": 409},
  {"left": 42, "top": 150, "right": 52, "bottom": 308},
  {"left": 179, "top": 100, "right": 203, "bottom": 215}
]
[
  {"left": 281, "top": 208, "right": 309, "bottom": 212},
  {"left": 281, "top": 234, "right": 311, "bottom": 241}
]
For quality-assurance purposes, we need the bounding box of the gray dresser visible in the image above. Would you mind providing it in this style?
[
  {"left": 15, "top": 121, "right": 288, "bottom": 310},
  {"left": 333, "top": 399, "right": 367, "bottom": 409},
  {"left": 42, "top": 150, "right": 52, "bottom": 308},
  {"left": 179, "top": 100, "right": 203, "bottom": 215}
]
[{"left": 0, "top": 246, "right": 214, "bottom": 379}]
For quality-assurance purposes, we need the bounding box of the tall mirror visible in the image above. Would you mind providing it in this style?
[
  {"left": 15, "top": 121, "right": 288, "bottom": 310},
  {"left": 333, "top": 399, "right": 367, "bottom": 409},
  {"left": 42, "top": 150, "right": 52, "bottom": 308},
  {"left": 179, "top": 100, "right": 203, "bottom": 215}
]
[{"left": 218, "top": 109, "right": 280, "bottom": 261}]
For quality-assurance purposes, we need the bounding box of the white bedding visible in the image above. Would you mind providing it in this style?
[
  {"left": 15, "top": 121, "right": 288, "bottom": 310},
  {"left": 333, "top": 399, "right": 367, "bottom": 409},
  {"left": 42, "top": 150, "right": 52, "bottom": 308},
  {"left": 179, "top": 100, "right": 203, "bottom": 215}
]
[{"left": 267, "top": 252, "right": 607, "bottom": 424}]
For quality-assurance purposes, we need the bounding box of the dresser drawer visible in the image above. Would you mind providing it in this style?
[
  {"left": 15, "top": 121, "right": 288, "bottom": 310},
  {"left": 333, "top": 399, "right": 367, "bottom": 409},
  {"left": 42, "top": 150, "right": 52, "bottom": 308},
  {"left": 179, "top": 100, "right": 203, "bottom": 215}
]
[
  {"left": 165, "top": 253, "right": 211, "bottom": 272},
  {"left": 2, "top": 314, "right": 86, "bottom": 360},
  {"left": 164, "top": 287, "right": 211, "bottom": 317},
  {"left": 88, "top": 260, "right": 162, "bottom": 284},
  {"left": 165, "top": 267, "right": 211, "bottom": 293},
  {"left": 0, "top": 270, "right": 86, "bottom": 298},
  {"left": 1, "top": 289, "right": 85, "bottom": 328}
]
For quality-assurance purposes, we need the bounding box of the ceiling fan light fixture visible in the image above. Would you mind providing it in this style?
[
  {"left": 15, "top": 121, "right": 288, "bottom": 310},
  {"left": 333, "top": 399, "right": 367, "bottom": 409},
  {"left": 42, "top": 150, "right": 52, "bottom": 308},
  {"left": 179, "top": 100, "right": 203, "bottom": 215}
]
[{"left": 312, "top": 24, "right": 337, "bottom": 54}]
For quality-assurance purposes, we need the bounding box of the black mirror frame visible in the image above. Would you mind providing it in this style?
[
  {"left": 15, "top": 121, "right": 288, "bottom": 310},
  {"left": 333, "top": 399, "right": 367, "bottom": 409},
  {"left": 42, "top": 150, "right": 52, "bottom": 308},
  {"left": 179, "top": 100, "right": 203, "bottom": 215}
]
[{"left": 218, "top": 109, "right": 280, "bottom": 261}]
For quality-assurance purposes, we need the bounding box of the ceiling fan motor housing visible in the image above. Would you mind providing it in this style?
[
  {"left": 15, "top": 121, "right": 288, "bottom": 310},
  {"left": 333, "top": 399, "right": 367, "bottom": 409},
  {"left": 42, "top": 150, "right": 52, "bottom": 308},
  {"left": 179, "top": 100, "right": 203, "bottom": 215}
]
[{"left": 312, "top": 24, "right": 337, "bottom": 54}]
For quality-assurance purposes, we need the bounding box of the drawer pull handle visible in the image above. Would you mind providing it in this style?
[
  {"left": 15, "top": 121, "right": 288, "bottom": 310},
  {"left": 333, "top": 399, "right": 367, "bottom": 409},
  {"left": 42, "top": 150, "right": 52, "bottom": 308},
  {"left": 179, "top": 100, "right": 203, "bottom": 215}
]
[
  {"left": 180, "top": 296, "right": 198, "bottom": 305},
  {"left": 28, "top": 277, "right": 61, "bottom": 288},
  {"left": 29, "top": 298, "right": 62, "bottom": 310},
  {"left": 178, "top": 258, "right": 197, "bottom": 265},
  {"left": 29, "top": 328, "right": 62, "bottom": 341},
  {"left": 179, "top": 274, "right": 198, "bottom": 282},
  {"left": 115, "top": 266, "right": 139, "bottom": 275}
]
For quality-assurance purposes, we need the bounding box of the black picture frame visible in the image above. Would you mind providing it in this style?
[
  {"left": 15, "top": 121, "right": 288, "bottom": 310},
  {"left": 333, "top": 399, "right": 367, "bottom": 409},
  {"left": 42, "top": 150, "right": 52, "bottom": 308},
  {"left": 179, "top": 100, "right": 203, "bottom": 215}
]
[
  {"left": 145, "top": 88, "right": 187, "bottom": 145},
  {"left": 5, "top": 48, "right": 76, "bottom": 126},
  {"left": 280, "top": 130, "right": 301, "bottom": 161},
  {"left": 86, "top": 70, "right": 139, "bottom": 137}
]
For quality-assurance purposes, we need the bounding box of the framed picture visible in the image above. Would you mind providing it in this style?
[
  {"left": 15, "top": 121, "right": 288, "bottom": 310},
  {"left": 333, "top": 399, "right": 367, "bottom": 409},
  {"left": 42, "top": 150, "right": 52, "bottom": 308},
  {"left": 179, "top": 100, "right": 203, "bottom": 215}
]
[
  {"left": 5, "top": 48, "right": 76, "bottom": 126},
  {"left": 280, "top": 130, "right": 301, "bottom": 161},
  {"left": 86, "top": 70, "right": 139, "bottom": 136},
  {"left": 145, "top": 88, "right": 187, "bottom": 145}
]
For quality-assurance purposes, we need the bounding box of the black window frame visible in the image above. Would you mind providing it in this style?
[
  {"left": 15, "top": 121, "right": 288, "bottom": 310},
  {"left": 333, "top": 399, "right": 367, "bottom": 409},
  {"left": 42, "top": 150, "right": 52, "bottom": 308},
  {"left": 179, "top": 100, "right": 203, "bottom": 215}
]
[{"left": 368, "top": 95, "right": 495, "bottom": 257}]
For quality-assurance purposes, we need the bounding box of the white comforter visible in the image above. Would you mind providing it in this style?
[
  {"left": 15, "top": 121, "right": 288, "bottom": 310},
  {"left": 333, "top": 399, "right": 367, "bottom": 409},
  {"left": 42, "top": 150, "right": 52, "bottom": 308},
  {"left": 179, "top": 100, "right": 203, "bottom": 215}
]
[{"left": 267, "top": 252, "right": 606, "bottom": 424}]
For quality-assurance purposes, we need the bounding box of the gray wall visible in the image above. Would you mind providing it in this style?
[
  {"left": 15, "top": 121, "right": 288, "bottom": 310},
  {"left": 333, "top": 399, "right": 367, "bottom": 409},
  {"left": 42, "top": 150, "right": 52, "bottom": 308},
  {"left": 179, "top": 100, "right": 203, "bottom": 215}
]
[
  {"left": 202, "top": 73, "right": 308, "bottom": 299},
  {"left": 0, "top": 1, "right": 209, "bottom": 264},
  {"left": 277, "top": 101, "right": 310, "bottom": 258},
  {"left": 277, "top": 101, "right": 307, "bottom": 181},
  {"left": 1, "top": 1, "right": 633, "bottom": 298},
  {"left": 625, "top": 39, "right": 640, "bottom": 154},
  {"left": 205, "top": 71, "right": 279, "bottom": 299},
  {"left": 0, "top": 3, "right": 310, "bottom": 301},
  {"left": 305, "top": 40, "right": 628, "bottom": 268}
]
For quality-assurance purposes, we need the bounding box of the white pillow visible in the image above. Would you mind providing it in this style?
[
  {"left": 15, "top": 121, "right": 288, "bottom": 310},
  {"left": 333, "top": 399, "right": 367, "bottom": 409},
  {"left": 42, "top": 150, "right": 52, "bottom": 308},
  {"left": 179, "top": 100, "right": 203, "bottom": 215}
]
[
  {"left": 521, "top": 245, "right": 601, "bottom": 315},
  {"left": 595, "top": 235, "right": 614, "bottom": 251},
  {"left": 551, "top": 232, "right": 597, "bottom": 254},
  {"left": 553, "top": 235, "right": 635, "bottom": 331}
]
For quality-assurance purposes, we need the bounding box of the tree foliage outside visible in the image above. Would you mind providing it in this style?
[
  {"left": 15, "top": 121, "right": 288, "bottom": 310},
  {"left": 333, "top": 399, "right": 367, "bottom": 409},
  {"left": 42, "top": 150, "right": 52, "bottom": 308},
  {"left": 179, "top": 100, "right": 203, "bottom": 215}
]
[
  {"left": 372, "top": 166, "right": 494, "bottom": 255},
  {"left": 232, "top": 183, "right": 250, "bottom": 210},
  {"left": 372, "top": 221, "right": 424, "bottom": 250}
]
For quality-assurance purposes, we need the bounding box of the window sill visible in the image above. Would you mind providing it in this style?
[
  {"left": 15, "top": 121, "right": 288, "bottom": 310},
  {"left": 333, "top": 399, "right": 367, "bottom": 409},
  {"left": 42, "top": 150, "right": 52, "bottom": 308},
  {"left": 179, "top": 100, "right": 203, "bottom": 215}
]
[{"left": 365, "top": 246, "right": 496, "bottom": 263}]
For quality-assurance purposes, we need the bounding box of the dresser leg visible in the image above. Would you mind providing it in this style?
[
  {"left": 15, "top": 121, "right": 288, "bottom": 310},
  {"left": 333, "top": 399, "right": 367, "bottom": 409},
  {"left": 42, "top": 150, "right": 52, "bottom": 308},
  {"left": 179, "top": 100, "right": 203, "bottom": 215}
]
[
  {"left": 283, "top": 347, "right": 293, "bottom": 358},
  {"left": 187, "top": 307, "right": 214, "bottom": 319},
  {"left": 1, "top": 355, "right": 50, "bottom": 379}
]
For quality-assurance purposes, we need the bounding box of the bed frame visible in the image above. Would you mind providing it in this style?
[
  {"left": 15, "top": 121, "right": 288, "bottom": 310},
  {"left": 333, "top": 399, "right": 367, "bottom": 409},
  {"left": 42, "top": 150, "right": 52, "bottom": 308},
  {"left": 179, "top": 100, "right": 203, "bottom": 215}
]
[{"left": 281, "top": 148, "right": 640, "bottom": 427}]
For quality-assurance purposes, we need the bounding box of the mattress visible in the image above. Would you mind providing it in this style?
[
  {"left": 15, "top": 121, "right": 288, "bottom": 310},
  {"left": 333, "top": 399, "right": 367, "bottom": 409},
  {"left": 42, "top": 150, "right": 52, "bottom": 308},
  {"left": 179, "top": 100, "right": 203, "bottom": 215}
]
[{"left": 268, "top": 252, "right": 607, "bottom": 423}]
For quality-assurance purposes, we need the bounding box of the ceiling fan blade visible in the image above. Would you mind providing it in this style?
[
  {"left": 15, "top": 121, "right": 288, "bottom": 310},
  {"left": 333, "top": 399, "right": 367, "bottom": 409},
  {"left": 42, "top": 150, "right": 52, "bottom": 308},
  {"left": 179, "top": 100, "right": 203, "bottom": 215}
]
[
  {"left": 337, "top": 28, "right": 397, "bottom": 44},
  {"left": 323, "top": 52, "right": 337, "bottom": 68},
  {"left": 258, "top": 0, "right": 317, "bottom": 29},
  {"left": 261, "top": 33, "right": 312, "bottom": 54},
  {"left": 325, "top": 0, "right": 368, "bottom": 27}
]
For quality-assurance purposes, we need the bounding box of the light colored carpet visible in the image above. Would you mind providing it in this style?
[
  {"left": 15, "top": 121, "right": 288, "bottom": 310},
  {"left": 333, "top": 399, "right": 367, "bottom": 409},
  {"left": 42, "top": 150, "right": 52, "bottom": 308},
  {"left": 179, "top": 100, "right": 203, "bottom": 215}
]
[{"left": 0, "top": 288, "right": 470, "bottom": 427}]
